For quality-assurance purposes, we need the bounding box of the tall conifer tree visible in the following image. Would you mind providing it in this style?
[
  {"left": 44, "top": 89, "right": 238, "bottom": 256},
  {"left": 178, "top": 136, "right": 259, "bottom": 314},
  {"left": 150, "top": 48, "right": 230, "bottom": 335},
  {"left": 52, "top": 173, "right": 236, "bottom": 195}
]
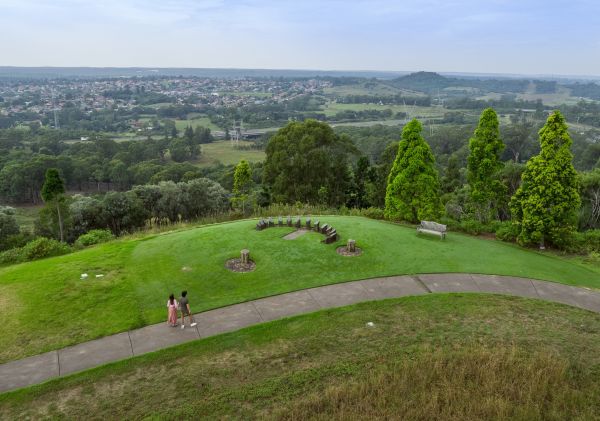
[
  {"left": 41, "top": 168, "right": 66, "bottom": 242},
  {"left": 385, "top": 119, "right": 442, "bottom": 222},
  {"left": 467, "top": 108, "right": 506, "bottom": 222},
  {"left": 510, "top": 111, "right": 580, "bottom": 248}
]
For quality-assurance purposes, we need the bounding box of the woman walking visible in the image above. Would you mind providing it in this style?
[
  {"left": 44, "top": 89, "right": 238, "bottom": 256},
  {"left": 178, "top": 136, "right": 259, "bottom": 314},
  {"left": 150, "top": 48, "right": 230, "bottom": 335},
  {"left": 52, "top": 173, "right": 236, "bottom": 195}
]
[{"left": 167, "top": 293, "right": 179, "bottom": 327}]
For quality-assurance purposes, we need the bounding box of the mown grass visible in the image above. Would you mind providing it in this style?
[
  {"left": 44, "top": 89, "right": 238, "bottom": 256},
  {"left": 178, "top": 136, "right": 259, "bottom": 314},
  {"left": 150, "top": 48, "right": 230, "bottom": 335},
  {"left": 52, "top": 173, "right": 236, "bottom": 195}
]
[
  {"left": 195, "top": 140, "right": 265, "bottom": 166},
  {"left": 321, "top": 102, "right": 448, "bottom": 119},
  {"left": 174, "top": 116, "right": 221, "bottom": 132},
  {"left": 1, "top": 295, "right": 600, "bottom": 419},
  {"left": 0, "top": 216, "right": 599, "bottom": 363}
]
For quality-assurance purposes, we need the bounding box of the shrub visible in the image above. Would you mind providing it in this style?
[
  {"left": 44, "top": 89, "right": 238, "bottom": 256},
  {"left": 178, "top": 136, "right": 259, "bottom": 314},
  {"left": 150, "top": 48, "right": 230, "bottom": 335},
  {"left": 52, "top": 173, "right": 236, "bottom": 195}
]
[
  {"left": 0, "top": 232, "right": 35, "bottom": 252},
  {"left": 459, "top": 219, "right": 487, "bottom": 235},
  {"left": 74, "top": 229, "right": 115, "bottom": 249},
  {"left": 0, "top": 247, "right": 24, "bottom": 265},
  {"left": 563, "top": 230, "right": 600, "bottom": 254},
  {"left": 360, "top": 207, "right": 385, "bottom": 220},
  {"left": 20, "top": 238, "right": 72, "bottom": 261},
  {"left": 495, "top": 221, "right": 520, "bottom": 242},
  {"left": 1, "top": 237, "right": 73, "bottom": 264},
  {"left": 582, "top": 230, "right": 600, "bottom": 253}
]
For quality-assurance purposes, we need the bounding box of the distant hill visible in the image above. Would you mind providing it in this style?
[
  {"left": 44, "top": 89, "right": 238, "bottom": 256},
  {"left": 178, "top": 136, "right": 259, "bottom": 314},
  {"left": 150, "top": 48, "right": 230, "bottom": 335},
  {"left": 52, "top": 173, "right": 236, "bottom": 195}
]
[{"left": 390, "top": 71, "right": 530, "bottom": 94}]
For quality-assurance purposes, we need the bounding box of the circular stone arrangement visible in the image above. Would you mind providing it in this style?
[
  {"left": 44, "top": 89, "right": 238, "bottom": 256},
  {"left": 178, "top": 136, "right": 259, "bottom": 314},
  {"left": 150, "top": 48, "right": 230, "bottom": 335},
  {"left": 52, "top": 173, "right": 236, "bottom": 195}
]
[
  {"left": 336, "top": 239, "right": 362, "bottom": 256},
  {"left": 336, "top": 246, "right": 362, "bottom": 256},
  {"left": 225, "top": 258, "right": 256, "bottom": 272},
  {"left": 225, "top": 249, "right": 256, "bottom": 272}
]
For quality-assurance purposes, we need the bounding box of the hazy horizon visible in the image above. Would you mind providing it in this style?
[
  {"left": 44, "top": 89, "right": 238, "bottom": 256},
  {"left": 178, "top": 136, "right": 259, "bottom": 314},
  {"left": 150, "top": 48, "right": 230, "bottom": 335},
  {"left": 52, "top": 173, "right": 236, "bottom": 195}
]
[{"left": 0, "top": 0, "right": 598, "bottom": 76}]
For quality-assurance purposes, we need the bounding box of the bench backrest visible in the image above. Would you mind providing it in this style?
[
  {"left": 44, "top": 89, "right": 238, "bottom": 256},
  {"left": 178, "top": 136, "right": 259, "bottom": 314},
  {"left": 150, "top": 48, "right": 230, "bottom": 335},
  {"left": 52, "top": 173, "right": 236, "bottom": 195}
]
[{"left": 420, "top": 221, "right": 447, "bottom": 232}]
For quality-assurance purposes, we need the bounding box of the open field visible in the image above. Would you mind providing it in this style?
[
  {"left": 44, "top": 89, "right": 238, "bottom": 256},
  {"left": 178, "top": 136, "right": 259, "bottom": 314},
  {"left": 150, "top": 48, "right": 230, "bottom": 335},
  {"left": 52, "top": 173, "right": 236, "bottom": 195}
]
[
  {"left": 1, "top": 294, "right": 600, "bottom": 418},
  {"left": 173, "top": 115, "right": 221, "bottom": 132},
  {"left": 323, "top": 81, "right": 425, "bottom": 97},
  {"left": 195, "top": 140, "right": 265, "bottom": 166},
  {"left": 137, "top": 114, "right": 221, "bottom": 132},
  {"left": 0, "top": 216, "right": 598, "bottom": 363},
  {"left": 10, "top": 205, "right": 41, "bottom": 233},
  {"left": 321, "top": 102, "right": 449, "bottom": 119},
  {"left": 517, "top": 85, "right": 581, "bottom": 106}
]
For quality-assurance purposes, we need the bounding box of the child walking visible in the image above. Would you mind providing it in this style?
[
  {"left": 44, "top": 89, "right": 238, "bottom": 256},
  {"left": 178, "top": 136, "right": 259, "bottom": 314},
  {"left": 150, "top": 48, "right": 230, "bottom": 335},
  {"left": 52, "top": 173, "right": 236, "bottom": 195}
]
[{"left": 167, "top": 293, "right": 178, "bottom": 327}]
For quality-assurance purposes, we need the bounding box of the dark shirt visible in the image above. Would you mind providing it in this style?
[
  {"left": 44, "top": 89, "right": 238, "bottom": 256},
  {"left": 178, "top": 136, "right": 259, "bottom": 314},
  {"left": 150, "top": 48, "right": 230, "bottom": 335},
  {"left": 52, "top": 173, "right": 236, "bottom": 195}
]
[{"left": 179, "top": 296, "right": 189, "bottom": 313}]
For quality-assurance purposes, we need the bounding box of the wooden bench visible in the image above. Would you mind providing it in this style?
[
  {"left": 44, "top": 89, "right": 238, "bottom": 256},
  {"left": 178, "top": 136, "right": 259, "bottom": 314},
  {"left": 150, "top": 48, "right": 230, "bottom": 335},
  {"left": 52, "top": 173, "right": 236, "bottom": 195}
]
[
  {"left": 417, "top": 221, "right": 447, "bottom": 239},
  {"left": 287, "top": 216, "right": 292, "bottom": 227},
  {"left": 313, "top": 220, "right": 320, "bottom": 232},
  {"left": 295, "top": 217, "right": 301, "bottom": 228},
  {"left": 278, "top": 216, "right": 283, "bottom": 227},
  {"left": 268, "top": 217, "right": 274, "bottom": 227},
  {"left": 305, "top": 217, "right": 311, "bottom": 229}
]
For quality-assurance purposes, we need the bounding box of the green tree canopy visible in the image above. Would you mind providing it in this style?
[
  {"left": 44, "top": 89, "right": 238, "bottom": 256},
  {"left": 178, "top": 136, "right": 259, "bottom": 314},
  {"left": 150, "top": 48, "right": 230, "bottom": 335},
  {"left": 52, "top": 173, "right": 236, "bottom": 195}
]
[
  {"left": 0, "top": 207, "right": 20, "bottom": 242},
  {"left": 384, "top": 119, "right": 443, "bottom": 223},
  {"left": 263, "top": 119, "right": 356, "bottom": 206},
  {"left": 510, "top": 111, "right": 580, "bottom": 248},
  {"left": 467, "top": 108, "right": 506, "bottom": 222},
  {"left": 232, "top": 160, "right": 253, "bottom": 212},
  {"left": 41, "top": 168, "right": 67, "bottom": 242}
]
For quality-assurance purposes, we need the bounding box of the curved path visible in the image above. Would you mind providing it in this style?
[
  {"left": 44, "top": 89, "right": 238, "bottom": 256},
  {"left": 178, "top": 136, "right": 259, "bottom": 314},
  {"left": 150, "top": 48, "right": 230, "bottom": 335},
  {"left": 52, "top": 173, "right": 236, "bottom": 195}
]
[{"left": 2, "top": 273, "right": 600, "bottom": 394}]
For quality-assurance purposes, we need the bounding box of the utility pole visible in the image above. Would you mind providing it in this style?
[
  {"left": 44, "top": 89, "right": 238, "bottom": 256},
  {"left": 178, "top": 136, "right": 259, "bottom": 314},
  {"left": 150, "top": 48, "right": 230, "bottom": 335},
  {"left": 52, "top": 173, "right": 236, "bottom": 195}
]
[{"left": 51, "top": 88, "right": 60, "bottom": 129}]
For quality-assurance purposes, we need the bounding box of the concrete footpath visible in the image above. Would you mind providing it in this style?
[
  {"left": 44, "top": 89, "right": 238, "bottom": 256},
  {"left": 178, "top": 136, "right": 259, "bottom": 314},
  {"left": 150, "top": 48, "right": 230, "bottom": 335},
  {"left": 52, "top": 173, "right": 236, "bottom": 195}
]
[{"left": 1, "top": 273, "right": 600, "bottom": 394}]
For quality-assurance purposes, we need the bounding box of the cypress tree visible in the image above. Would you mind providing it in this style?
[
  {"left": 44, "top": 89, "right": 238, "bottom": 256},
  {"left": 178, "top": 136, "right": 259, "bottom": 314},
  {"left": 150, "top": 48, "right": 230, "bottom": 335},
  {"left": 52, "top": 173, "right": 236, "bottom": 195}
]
[
  {"left": 510, "top": 111, "right": 580, "bottom": 248},
  {"left": 232, "top": 160, "right": 252, "bottom": 213},
  {"left": 41, "top": 168, "right": 66, "bottom": 242},
  {"left": 467, "top": 108, "right": 506, "bottom": 222},
  {"left": 385, "top": 119, "right": 442, "bottom": 223}
]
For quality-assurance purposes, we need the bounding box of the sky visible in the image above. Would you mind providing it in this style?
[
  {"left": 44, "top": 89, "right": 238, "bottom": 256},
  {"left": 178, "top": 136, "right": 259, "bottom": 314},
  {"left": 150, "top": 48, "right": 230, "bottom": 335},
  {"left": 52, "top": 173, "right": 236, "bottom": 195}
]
[{"left": 0, "top": 0, "right": 598, "bottom": 76}]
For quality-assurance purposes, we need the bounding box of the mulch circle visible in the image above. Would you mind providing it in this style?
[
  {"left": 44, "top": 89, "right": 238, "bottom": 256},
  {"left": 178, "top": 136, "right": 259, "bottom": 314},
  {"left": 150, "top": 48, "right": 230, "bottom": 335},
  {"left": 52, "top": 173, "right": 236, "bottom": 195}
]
[
  {"left": 225, "top": 258, "right": 256, "bottom": 272},
  {"left": 336, "top": 246, "right": 363, "bottom": 256}
]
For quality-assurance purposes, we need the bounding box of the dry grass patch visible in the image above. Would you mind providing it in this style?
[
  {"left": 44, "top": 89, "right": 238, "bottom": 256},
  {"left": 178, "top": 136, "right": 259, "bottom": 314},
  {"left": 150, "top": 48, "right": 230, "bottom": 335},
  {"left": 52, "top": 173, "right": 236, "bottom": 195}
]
[{"left": 274, "top": 346, "right": 593, "bottom": 420}]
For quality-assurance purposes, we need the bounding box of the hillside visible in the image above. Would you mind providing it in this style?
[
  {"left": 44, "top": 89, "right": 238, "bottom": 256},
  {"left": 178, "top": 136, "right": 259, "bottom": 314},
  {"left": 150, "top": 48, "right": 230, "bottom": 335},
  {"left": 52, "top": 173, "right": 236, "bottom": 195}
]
[
  {"left": 391, "top": 71, "right": 531, "bottom": 95},
  {"left": 1, "top": 216, "right": 599, "bottom": 364},
  {"left": 2, "top": 295, "right": 600, "bottom": 419}
]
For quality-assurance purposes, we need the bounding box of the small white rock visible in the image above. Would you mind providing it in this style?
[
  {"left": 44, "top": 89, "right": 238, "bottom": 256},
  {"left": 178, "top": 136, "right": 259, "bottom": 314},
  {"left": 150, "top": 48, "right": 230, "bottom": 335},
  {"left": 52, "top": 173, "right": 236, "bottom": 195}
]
[
  {"left": 80, "top": 273, "right": 88, "bottom": 279},
  {"left": 366, "top": 322, "right": 375, "bottom": 327},
  {"left": 95, "top": 274, "right": 104, "bottom": 278}
]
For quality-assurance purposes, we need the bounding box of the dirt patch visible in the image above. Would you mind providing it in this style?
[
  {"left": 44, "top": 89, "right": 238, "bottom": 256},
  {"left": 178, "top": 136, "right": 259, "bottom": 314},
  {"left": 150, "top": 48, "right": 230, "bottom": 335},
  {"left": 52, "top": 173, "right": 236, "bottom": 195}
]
[
  {"left": 225, "top": 258, "right": 256, "bottom": 272},
  {"left": 336, "top": 246, "right": 363, "bottom": 257},
  {"left": 283, "top": 229, "right": 310, "bottom": 240}
]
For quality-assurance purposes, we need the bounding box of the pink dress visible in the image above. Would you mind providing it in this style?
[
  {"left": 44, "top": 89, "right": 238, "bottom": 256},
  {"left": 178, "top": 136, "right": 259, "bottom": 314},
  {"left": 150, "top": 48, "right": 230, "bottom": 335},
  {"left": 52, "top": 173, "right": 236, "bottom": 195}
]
[{"left": 167, "top": 299, "right": 179, "bottom": 326}]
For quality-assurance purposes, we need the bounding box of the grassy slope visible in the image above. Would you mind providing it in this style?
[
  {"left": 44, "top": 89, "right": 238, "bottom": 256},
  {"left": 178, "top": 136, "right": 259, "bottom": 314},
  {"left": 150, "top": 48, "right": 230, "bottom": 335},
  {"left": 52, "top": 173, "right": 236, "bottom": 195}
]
[
  {"left": 1, "top": 295, "right": 600, "bottom": 419},
  {"left": 0, "top": 216, "right": 599, "bottom": 363}
]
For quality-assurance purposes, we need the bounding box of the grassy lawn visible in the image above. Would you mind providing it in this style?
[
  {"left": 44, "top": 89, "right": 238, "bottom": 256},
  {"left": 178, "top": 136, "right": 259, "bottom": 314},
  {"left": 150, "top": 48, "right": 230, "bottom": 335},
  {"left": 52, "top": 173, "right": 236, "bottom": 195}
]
[
  {"left": 322, "top": 102, "right": 448, "bottom": 120},
  {"left": 322, "top": 81, "right": 423, "bottom": 97},
  {"left": 195, "top": 140, "right": 265, "bottom": 166},
  {"left": 174, "top": 116, "right": 221, "bottom": 132},
  {"left": 1, "top": 294, "right": 600, "bottom": 419},
  {"left": 0, "top": 216, "right": 599, "bottom": 363}
]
